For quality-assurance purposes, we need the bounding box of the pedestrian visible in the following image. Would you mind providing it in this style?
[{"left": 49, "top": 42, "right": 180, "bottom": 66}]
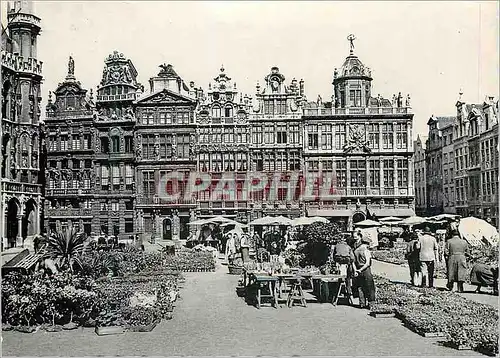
[
  {"left": 240, "top": 233, "right": 250, "bottom": 264},
  {"left": 405, "top": 231, "right": 421, "bottom": 286},
  {"left": 331, "top": 236, "right": 355, "bottom": 296},
  {"left": 353, "top": 232, "right": 376, "bottom": 309},
  {"left": 416, "top": 226, "right": 438, "bottom": 288},
  {"left": 445, "top": 227, "right": 470, "bottom": 292},
  {"left": 225, "top": 233, "right": 236, "bottom": 265}
]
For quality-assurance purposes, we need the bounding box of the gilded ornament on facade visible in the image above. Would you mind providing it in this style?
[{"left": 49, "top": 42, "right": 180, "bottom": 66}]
[{"left": 343, "top": 124, "right": 371, "bottom": 153}]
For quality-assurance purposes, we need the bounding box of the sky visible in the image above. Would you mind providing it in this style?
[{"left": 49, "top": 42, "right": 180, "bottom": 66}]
[{"left": 2, "top": 1, "right": 498, "bottom": 138}]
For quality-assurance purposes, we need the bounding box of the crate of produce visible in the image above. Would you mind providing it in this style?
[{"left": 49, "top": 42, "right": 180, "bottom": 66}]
[{"left": 228, "top": 265, "right": 244, "bottom": 275}]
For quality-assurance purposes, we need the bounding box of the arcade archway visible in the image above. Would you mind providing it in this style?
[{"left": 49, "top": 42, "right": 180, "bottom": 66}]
[
  {"left": 6, "top": 198, "right": 20, "bottom": 247},
  {"left": 162, "top": 218, "right": 172, "bottom": 240},
  {"left": 22, "top": 199, "right": 37, "bottom": 238},
  {"left": 352, "top": 212, "right": 366, "bottom": 225}
]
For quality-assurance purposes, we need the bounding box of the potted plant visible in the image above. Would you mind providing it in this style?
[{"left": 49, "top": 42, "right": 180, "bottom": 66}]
[{"left": 95, "top": 310, "right": 125, "bottom": 336}]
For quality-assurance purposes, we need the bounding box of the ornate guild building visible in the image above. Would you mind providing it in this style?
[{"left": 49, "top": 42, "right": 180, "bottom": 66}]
[
  {"left": 303, "top": 36, "right": 415, "bottom": 229},
  {"left": 41, "top": 35, "right": 420, "bottom": 242},
  {"left": 45, "top": 58, "right": 95, "bottom": 235},
  {"left": 249, "top": 66, "right": 304, "bottom": 220},
  {"left": 1, "top": 0, "right": 44, "bottom": 249},
  {"left": 195, "top": 66, "right": 252, "bottom": 222},
  {"left": 135, "top": 64, "right": 201, "bottom": 241},
  {"left": 93, "top": 51, "right": 140, "bottom": 239}
]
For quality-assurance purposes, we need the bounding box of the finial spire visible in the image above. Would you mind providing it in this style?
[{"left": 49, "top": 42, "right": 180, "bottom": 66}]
[
  {"left": 220, "top": 64, "right": 225, "bottom": 73},
  {"left": 459, "top": 88, "right": 463, "bottom": 101},
  {"left": 347, "top": 34, "right": 356, "bottom": 55}
]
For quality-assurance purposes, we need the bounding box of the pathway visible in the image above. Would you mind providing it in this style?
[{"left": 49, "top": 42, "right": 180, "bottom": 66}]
[
  {"left": 2, "top": 260, "right": 482, "bottom": 356},
  {"left": 372, "top": 259, "right": 499, "bottom": 307}
]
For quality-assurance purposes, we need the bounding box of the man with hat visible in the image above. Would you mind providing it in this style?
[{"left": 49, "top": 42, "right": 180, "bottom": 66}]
[
  {"left": 416, "top": 226, "right": 438, "bottom": 288},
  {"left": 353, "top": 232, "right": 376, "bottom": 309}
]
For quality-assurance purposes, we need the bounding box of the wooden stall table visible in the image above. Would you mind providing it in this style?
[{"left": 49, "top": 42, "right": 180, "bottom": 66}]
[
  {"left": 284, "top": 276, "right": 307, "bottom": 307},
  {"left": 249, "top": 273, "right": 278, "bottom": 309},
  {"left": 273, "top": 273, "right": 295, "bottom": 299},
  {"left": 312, "top": 274, "right": 353, "bottom": 306}
]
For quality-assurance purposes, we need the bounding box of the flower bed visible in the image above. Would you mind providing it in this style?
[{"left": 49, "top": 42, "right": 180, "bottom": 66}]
[
  {"left": 372, "top": 249, "right": 407, "bottom": 265},
  {"left": 2, "top": 247, "right": 190, "bottom": 334},
  {"left": 371, "top": 276, "right": 498, "bottom": 355}
]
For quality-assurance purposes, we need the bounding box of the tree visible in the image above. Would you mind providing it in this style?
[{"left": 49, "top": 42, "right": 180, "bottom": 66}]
[
  {"left": 297, "top": 222, "right": 342, "bottom": 267},
  {"left": 42, "top": 227, "right": 86, "bottom": 273}
]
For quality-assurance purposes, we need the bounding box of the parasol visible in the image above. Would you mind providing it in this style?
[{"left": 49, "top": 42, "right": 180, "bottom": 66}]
[
  {"left": 354, "top": 219, "right": 382, "bottom": 227},
  {"left": 187, "top": 219, "right": 211, "bottom": 226},
  {"left": 401, "top": 216, "right": 428, "bottom": 226},
  {"left": 429, "top": 214, "right": 461, "bottom": 222},
  {"left": 292, "top": 216, "right": 330, "bottom": 226},
  {"left": 458, "top": 217, "right": 499, "bottom": 247},
  {"left": 379, "top": 216, "right": 402, "bottom": 222},
  {"left": 205, "top": 216, "right": 239, "bottom": 225}
]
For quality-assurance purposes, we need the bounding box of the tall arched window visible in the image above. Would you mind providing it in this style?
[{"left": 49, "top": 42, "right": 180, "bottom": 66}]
[
  {"left": 225, "top": 106, "right": 233, "bottom": 118},
  {"left": 212, "top": 106, "right": 221, "bottom": 118},
  {"left": 111, "top": 136, "right": 120, "bottom": 153}
]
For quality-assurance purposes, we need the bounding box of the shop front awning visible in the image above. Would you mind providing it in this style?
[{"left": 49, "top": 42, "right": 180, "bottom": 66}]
[
  {"left": 371, "top": 208, "right": 415, "bottom": 218},
  {"left": 307, "top": 209, "right": 353, "bottom": 217}
]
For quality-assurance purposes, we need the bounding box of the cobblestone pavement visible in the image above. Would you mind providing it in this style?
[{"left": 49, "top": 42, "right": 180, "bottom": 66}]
[
  {"left": 372, "top": 259, "right": 499, "bottom": 307},
  {"left": 2, "top": 261, "right": 483, "bottom": 356}
]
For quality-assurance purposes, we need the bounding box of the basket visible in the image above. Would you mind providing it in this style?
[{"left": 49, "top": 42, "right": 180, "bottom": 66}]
[{"left": 228, "top": 265, "right": 244, "bottom": 275}]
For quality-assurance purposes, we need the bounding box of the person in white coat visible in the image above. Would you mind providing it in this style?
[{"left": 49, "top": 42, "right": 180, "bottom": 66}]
[{"left": 225, "top": 233, "right": 236, "bottom": 264}]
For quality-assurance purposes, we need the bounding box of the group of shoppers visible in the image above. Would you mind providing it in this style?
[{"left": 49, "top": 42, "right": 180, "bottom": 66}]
[
  {"left": 405, "top": 222, "right": 470, "bottom": 292},
  {"left": 331, "top": 231, "right": 376, "bottom": 309}
]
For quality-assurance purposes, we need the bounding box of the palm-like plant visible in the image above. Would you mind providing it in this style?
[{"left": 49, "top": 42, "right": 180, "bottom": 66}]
[{"left": 42, "top": 228, "right": 86, "bottom": 273}]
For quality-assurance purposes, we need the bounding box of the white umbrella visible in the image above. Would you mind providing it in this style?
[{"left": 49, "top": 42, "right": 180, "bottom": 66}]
[
  {"left": 292, "top": 217, "right": 313, "bottom": 226},
  {"left": 459, "top": 217, "right": 499, "bottom": 246},
  {"left": 401, "top": 216, "right": 428, "bottom": 226},
  {"left": 220, "top": 222, "right": 248, "bottom": 228},
  {"left": 249, "top": 216, "right": 273, "bottom": 226},
  {"left": 269, "top": 216, "right": 293, "bottom": 226},
  {"left": 187, "top": 219, "right": 210, "bottom": 226},
  {"left": 354, "top": 219, "right": 382, "bottom": 227},
  {"left": 206, "top": 215, "right": 238, "bottom": 224},
  {"left": 292, "top": 216, "right": 329, "bottom": 226},
  {"left": 309, "top": 216, "right": 329, "bottom": 224},
  {"left": 379, "top": 216, "right": 401, "bottom": 222},
  {"left": 429, "top": 214, "right": 460, "bottom": 222}
]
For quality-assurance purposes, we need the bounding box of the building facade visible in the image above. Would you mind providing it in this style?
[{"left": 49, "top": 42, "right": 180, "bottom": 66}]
[
  {"left": 135, "top": 64, "right": 200, "bottom": 241},
  {"left": 249, "top": 67, "right": 304, "bottom": 221},
  {"left": 195, "top": 66, "right": 252, "bottom": 223},
  {"left": 425, "top": 116, "right": 455, "bottom": 216},
  {"left": 302, "top": 43, "right": 415, "bottom": 230},
  {"left": 414, "top": 135, "right": 427, "bottom": 216},
  {"left": 454, "top": 96, "right": 498, "bottom": 226},
  {"left": 1, "top": 0, "right": 44, "bottom": 249},
  {"left": 45, "top": 58, "right": 95, "bottom": 235},
  {"left": 441, "top": 123, "right": 455, "bottom": 214},
  {"left": 43, "top": 37, "right": 420, "bottom": 240}
]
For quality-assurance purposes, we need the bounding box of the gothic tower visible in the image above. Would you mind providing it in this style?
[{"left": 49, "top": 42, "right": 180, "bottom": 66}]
[{"left": 1, "top": 0, "right": 44, "bottom": 249}]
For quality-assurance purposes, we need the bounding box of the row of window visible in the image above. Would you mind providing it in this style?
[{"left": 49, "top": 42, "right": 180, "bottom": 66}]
[
  {"left": 48, "top": 134, "right": 92, "bottom": 152},
  {"left": 100, "top": 165, "right": 134, "bottom": 187},
  {"left": 198, "top": 127, "right": 249, "bottom": 144},
  {"left": 49, "top": 159, "right": 93, "bottom": 169},
  {"left": 141, "top": 135, "right": 190, "bottom": 159},
  {"left": 48, "top": 178, "right": 91, "bottom": 189},
  {"left": 252, "top": 124, "right": 301, "bottom": 145},
  {"left": 140, "top": 111, "right": 193, "bottom": 125},
  {"left": 100, "top": 136, "right": 134, "bottom": 153}
]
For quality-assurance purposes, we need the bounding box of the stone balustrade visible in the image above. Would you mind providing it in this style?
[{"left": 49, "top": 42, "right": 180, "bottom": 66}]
[
  {"left": 1, "top": 51, "right": 43, "bottom": 75},
  {"left": 303, "top": 106, "right": 411, "bottom": 116}
]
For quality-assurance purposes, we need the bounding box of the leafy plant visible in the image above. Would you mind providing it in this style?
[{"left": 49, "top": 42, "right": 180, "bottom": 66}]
[
  {"left": 297, "top": 222, "right": 342, "bottom": 267},
  {"left": 42, "top": 227, "right": 86, "bottom": 273}
]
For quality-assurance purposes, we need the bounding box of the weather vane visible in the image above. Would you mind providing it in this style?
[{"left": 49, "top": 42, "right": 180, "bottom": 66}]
[{"left": 347, "top": 34, "right": 356, "bottom": 54}]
